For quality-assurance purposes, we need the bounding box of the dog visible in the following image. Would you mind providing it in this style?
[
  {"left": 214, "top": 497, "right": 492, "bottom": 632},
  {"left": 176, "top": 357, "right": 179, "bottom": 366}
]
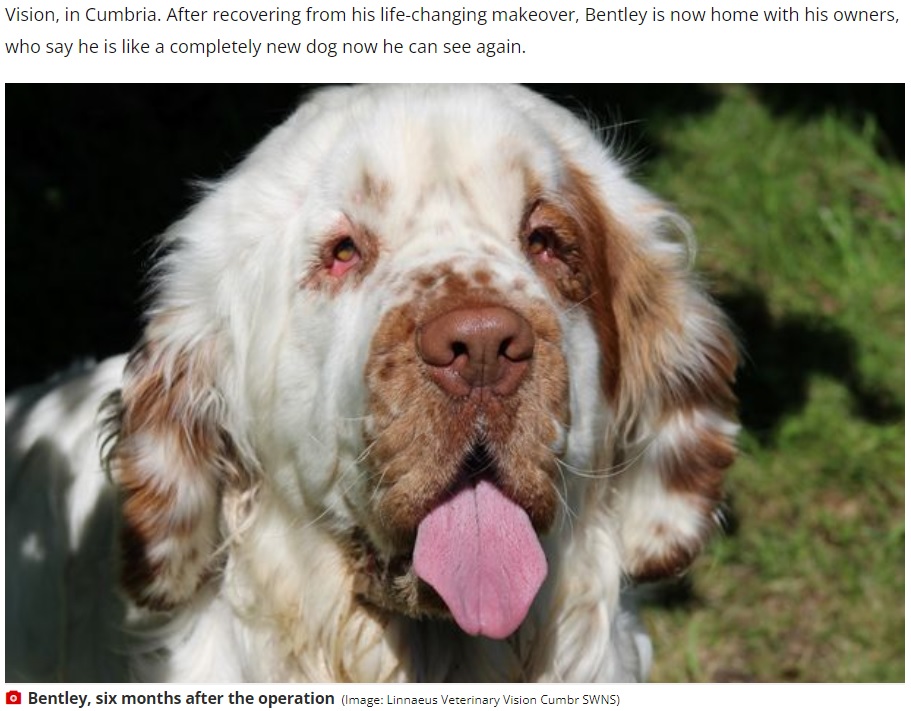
[{"left": 6, "top": 85, "right": 738, "bottom": 682}]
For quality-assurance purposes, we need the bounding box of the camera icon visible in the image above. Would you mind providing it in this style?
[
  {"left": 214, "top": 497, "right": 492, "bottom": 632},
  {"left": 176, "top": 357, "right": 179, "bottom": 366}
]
[{"left": 6, "top": 691, "right": 21, "bottom": 705}]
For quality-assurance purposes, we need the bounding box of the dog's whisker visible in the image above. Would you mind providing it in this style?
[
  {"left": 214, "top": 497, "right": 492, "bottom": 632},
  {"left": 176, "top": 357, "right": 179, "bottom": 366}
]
[
  {"left": 555, "top": 435, "right": 657, "bottom": 480},
  {"left": 552, "top": 460, "right": 578, "bottom": 536},
  {"left": 559, "top": 291, "right": 598, "bottom": 317}
]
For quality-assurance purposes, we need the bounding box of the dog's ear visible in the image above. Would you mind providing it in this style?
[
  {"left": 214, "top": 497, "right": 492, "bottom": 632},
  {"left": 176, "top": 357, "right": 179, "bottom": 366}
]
[
  {"left": 568, "top": 166, "right": 739, "bottom": 580},
  {"left": 107, "top": 320, "right": 250, "bottom": 609}
]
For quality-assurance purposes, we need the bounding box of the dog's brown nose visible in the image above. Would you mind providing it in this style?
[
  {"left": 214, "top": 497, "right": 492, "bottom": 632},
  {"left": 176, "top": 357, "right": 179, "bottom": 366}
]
[{"left": 417, "top": 306, "right": 535, "bottom": 397}]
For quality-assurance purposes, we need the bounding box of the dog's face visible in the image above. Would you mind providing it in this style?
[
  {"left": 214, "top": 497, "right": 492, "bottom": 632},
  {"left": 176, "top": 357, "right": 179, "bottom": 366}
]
[
  {"left": 265, "top": 88, "right": 604, "bottom": 637},
  {"left": 110, "top": 86, "right": 738, "bottom": 641}
]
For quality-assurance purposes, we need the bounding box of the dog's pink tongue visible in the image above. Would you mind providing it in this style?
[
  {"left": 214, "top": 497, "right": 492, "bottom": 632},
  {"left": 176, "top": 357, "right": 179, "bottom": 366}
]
[{"left": 413, "top": 480, "right": 547, "bottom": 639}]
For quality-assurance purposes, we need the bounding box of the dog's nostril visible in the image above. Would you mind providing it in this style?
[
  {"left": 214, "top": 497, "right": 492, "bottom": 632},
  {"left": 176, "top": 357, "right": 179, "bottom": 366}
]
[
  {"left": 500, "top": 334, "right": 535, "bottom": 363},
  {"left": 417, "top": 306, "right": 535, "bottom": 397}
]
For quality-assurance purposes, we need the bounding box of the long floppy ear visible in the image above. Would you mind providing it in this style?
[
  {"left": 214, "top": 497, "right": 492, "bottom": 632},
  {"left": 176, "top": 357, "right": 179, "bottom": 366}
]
[
  {"left": 569, "top": 166, "right": 739, "bottom": 580},
  {"left": 107, "top": 320, "right": 250, "bottom": 610}
]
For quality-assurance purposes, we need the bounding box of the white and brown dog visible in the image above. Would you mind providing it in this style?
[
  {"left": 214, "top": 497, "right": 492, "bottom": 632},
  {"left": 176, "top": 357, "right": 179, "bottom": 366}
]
[{"left": 6, "top": 85, "right": 738, "bottom": 682}]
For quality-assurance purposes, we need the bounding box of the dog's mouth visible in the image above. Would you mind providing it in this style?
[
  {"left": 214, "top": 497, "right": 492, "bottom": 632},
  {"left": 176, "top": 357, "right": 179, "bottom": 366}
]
[
  {"left": 350, "top": 443, "right": 548, "bottom": 639},
  {"left": 413, "top": 443, "right": 547, "bottom": 639}
]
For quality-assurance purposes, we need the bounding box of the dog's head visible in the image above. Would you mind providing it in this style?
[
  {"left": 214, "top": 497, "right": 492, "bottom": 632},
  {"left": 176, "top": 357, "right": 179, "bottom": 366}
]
[{"left": 108, "top": 86, "right": 738, "bottom": 639}]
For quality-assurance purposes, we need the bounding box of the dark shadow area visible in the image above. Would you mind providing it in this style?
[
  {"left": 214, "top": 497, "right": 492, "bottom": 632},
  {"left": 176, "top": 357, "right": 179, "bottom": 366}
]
[
  {"left": 753, "top": 84, "right": 904, "bottom": 161},
  {"left": 636, "top": 576, "right": 700, "bottom": 611},
  {"left": 6, "top": 85, "right": 315, "bottom": 391},
  {"left": 721, "top": 286, "right": 903, "bottom": 444},
  {"left": 6, "top": 401, "right": 129, "bottom": 680},
  {"left": 531, "top": 84, "right": 721, "bottom": 120}
]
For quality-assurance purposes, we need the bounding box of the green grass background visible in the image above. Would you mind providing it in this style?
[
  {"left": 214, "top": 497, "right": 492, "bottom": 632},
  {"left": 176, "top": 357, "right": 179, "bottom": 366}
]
[{"left": 627, "top": 85, "right": 904, "bottom": 682}]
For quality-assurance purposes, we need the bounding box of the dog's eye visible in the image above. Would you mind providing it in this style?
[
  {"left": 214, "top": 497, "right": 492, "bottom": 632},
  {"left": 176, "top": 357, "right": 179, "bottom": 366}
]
[
  {"left": 526, "top": 228, "right": 557, "bottom": 260},
  {"left": 333, "top": 237, "right": 359, "bottom": 263},
  {"left": 328, "top": 237, "right": 361, "bottom": 277}
]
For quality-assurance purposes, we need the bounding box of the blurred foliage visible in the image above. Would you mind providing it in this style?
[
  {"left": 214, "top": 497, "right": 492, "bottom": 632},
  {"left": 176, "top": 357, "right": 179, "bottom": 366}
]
[{"left": 632, "top": 85, "right": 904, "bottom": 682}]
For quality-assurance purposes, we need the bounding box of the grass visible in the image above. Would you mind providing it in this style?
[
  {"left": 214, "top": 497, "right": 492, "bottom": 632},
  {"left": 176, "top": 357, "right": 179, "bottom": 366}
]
[{"left": 632, "top": 85, "right": 904, "bottom": 682}]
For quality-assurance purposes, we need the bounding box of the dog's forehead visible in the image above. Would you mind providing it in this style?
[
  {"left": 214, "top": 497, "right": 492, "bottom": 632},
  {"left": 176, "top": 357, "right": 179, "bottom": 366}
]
[{"left": 322, "top": 94, "right": 564, "bottom": 248}]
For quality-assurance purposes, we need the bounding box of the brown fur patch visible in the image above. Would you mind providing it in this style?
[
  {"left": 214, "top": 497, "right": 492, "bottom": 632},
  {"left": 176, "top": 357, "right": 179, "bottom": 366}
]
[
  {"left": 472, "top": 268, "right": 493, "bottom": 286},
  {"left": 357, "top": 170, "right": 392, "bottom": 210},
  {"left": 362, "top": 267, "right": 568, "bottom": 559},
  {"left": 110, "top": 334, "right": 248, "bottom": 608},
  {"left": 561, "top": 164, "right": 739, "bottom": 581},
  {"left": 520, "top": 201, "right": 593, "bottom": 305},
  {"left": 629, "top": 414, "right": 737, "bottom": 581},
  {"left": 563, "top": 164, "right": 738, "bottom": 416},
  {"left": 631, "top": 531, "right": 706, "bottom": 581},
  {"left": 345, "top": 530, "right": 448, "bottom": 620},
  {"left": 664, "top": 417, "right": 737, "bottom": 496}
]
